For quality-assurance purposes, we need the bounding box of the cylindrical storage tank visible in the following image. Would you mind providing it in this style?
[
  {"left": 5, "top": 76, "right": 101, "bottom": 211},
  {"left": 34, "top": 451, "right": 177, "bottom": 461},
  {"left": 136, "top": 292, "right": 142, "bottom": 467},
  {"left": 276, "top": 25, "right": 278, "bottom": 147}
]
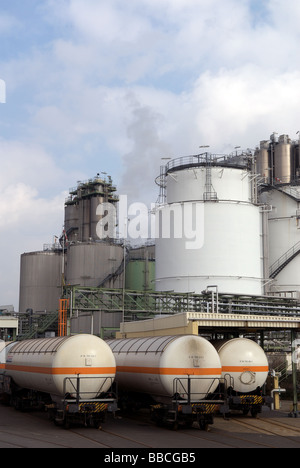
[
  {"left": 261, "top": 187, "right": 300, "bottom": 296},
  {"left": 64, "top": 202, "right": 79, "bottom": 242},
  {"left": 66, "top": 242, "right": 123, "bottom": 288},
  {"left": 256, "top": 140, "right": 271, "bottom": 184},
  {"left": 155, "top": 161, "right": 263, "bottom": 296},
  {"left": 4, "top": 335, "right": 116, "bottom": 399},
  {"left": 19, "top": 251, "right": 63, "bottom": 313},
  {"left": 213, "top": 338, "right": 269, "bottom": 394},
  {"left": 274, "top": 134, "right": 294, "bottom": 184},
  {"left": 107, "top": 335, "right": 222, "bottom": 404},
  {"left": 125, "top": 260, "right": 155, "bottom": 291},
  {"left": 295, "top": 144, "right": 300, "bottom": 177}
]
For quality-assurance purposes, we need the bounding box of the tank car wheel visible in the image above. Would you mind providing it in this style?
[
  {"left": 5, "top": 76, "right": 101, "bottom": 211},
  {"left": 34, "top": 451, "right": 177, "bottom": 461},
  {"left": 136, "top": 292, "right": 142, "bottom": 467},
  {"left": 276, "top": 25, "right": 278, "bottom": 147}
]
[
  {"left": 199, "top": 421, "right": 209, "bottom": 431},
  {"left": 13, "top": 397, "right": 23, "bottom": 412},
  {"left": 168, "top": 421, "right": 179, "bottom": 431},
  {"left": 171, "top": 421, "right": 179, "bottom": 431},
  {"left": 63, "top": 415, "right": 71, "bottom": 429}
]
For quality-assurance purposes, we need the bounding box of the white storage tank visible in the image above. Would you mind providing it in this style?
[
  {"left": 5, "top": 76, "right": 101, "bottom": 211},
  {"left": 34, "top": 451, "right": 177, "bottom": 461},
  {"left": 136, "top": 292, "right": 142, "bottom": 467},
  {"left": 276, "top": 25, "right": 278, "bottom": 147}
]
[
  {"left": 155, "top": 155, "right": 263, "bottom": 296},
  {"left": 3, "top": 335, "right": 116, "bottom": 399},
  {"left": 260, "top": 186, "right": 300, "bottom": 296},
  {"left": 213, "top": 338, "right": 269, "bottom": 394},
  {"left": 107, "top": 335, "right": 222, "bottom": 404}
]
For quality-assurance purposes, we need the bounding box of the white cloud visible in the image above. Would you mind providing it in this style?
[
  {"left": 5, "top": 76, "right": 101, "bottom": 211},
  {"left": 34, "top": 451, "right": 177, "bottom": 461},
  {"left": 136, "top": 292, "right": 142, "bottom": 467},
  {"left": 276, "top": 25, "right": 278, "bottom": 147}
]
[
  {"left": 0, "top": 183, "right": 65, "bottom": 233},
  {"left": 0, "top": 140, "right": 70, "bottom": 307},
  {"left": 2, "top": 0, "right": 300, "bottom": 308}
]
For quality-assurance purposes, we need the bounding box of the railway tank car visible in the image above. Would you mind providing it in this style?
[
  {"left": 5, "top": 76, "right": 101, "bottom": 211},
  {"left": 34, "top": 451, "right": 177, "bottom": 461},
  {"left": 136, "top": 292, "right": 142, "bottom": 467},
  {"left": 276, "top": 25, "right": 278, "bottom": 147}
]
[
  {"left": 213, "top": 338, "right": 271, "bottom": 416},
  {"left": 107, "top": 335, "right": 224, "bottom": 430},
  {"left": 0, "top": 334, "right": 117, "bottom": 428}
]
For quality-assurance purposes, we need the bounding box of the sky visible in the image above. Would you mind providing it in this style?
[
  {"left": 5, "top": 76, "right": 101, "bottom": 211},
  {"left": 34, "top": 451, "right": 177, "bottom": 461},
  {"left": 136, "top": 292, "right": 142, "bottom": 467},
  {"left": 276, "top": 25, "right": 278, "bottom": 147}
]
[{"left": 1, "top": 0, "right": 300, "bottom": 310}]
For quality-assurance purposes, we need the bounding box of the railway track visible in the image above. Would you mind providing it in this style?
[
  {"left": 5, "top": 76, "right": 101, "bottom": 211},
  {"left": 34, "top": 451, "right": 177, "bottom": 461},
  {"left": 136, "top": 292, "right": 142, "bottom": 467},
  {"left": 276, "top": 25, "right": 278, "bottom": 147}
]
[
  {"left": 72, "top": 412, "right": 300, "bottom": 449},
  {"left": 1, "top": 405, "right": 300, "bottom": 448},
  {"left": 231, "top": 416, "right": 300, "bottom": 440}
]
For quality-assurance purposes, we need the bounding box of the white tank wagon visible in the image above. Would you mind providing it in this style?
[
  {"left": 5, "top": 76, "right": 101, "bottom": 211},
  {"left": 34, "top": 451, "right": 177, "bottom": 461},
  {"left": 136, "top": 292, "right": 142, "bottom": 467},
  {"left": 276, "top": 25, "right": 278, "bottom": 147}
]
[
  {"left": 0, "top": 341, "right": 11, "bottom": 368},
  {"left": 0, "top": 341, "right": 14, "bottom": 395},
  {"left": 107, "top": 335, "right": 224, "bottom": 430},
  {"left": 213, "top": 338, "right": 271, "bottom": 416},
  {"left": 0, "top": 335, "right": 117, "bottom": 428}
]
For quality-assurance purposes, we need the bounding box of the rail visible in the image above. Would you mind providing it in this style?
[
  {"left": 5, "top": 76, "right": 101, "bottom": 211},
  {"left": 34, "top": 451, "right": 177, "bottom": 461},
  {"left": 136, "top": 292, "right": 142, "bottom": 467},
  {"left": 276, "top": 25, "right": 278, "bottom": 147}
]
[
  {"left": 17, "top": 311, "right": 58, "bottom": 341},
  {"left": 65, "top": 286, "right": 300, "bottom": 322},
  {"left": 63, "top": 376, "right": 117, "bottom": 404},
  {"left": 164, "top": 152, "right": 252, "bottom": 175},
  {"left": 172, "top": 377, "right": 226, "bottom": 404},
  {"left": 278, "top": 186, "right": 300, "bottom": 200},
  {"left": 270, "top": 241, "right": 300, "bottom": 278}
]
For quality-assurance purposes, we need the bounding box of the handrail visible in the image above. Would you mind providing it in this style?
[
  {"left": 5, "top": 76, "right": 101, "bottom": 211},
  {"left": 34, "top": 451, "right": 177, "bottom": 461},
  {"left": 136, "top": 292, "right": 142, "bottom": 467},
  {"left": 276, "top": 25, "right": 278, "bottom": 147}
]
[
  {"left": 270, "top": 241, "right": 300, "bottom": 278},
  {"left": 164, "top": 152, "right": 251, "bottom": 175},
  {"left": 172, "top": 376, "right": 226, "bottom": 403}
]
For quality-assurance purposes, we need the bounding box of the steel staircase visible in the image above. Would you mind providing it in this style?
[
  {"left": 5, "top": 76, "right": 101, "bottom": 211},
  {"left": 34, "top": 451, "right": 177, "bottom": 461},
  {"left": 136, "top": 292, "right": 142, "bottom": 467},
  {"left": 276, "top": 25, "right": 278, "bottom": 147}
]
[
  {"left": 269, "top": 241, "right": 300, "bottom": 279},
  {"left": 17, "top": 311, "right": 58, "bottom": 341}
]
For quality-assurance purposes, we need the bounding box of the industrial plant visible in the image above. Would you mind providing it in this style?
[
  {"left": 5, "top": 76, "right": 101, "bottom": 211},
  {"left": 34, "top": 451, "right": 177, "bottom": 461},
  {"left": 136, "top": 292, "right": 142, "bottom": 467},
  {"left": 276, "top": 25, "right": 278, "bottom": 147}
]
[
  {"left": 1, "top": 132, "right": 300, "bottom": 420},
  {"left": 9, "top": 133, "right": 300, "bottom": 333}
]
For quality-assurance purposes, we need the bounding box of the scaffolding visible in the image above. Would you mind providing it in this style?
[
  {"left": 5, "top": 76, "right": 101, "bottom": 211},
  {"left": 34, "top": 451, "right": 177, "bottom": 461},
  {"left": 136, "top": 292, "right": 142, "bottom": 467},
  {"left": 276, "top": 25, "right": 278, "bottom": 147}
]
[{"left": 63, "top": 286, "right": 300, "bottom": 322}]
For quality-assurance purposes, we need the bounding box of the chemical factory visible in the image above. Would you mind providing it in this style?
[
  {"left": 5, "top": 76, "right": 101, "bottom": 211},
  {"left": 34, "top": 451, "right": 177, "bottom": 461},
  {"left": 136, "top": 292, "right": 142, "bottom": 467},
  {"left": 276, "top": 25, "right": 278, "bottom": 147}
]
[{"left": 1, "top": 132, "right": 300, "bottom": 432}]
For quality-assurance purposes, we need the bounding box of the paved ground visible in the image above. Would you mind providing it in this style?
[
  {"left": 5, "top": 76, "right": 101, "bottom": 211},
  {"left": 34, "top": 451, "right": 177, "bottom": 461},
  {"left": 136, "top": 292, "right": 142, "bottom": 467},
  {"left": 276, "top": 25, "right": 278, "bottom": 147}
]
[{"left": 0, "top": 401, "right": 299, "bottom": 451}]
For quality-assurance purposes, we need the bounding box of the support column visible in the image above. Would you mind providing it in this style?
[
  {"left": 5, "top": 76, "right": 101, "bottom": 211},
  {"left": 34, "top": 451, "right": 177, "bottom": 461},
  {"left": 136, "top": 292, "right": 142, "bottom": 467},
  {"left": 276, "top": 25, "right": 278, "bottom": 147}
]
[{"left": 291, "top": 329, "right": 299, "bottom": 417}]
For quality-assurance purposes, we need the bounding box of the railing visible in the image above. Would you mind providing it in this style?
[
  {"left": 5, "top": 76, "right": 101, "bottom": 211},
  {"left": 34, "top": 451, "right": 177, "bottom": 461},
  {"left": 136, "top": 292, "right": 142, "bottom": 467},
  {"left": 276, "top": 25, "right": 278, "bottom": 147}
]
[
  {"left": 278, "top": 186, "right": 300, "bottom": 200},
  {"left": 270, "top": 241, "right": 300, "bottom": 278},
  {"left": 63, "top": 376, "right": 117, "bottom": 403},
  {"left": 173, "top": 377, "right": 226, "bottom": 404},
  {"left": 17, "top": 311, "right": 58, "bottom": 341},
  {"left": 164, "top": 152, "right": 252, "bottom": 174}
]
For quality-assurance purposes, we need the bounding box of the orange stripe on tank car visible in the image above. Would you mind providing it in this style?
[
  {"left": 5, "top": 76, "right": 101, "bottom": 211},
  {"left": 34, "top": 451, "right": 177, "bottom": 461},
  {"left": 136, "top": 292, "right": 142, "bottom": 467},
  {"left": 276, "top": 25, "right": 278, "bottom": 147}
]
[
  {"left": 222, "top": 366, "right": 269, "bottom": 373},
  {"left": 117, "top": 366, "right": 222, "bottom": 376},
  {"left": 0, "top": 364, "right": 5, "bottom": 370},
  {"left": 5, "top": 365, "right": 116, "bottom": 375}
]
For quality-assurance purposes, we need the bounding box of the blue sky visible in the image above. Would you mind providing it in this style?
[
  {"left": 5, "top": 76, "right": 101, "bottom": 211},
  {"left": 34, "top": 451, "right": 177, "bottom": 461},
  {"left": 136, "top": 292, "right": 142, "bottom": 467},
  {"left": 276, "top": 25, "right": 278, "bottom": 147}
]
[{"left": 1, "top": 0, "right": 300, "bottom": 308}]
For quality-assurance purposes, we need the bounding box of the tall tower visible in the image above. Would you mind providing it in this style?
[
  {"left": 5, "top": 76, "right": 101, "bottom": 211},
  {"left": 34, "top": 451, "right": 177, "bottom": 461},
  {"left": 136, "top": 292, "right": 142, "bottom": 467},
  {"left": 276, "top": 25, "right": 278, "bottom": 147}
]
[{"left": 64, "top": 174, "right": 119, "bottom": 242}]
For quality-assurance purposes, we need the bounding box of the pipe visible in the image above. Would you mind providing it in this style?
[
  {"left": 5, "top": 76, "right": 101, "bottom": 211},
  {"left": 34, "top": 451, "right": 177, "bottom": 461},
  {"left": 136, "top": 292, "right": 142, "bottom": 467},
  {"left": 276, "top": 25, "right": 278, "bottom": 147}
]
[{"left": 270, "top": 388, "right": 286, "bottom": 410}]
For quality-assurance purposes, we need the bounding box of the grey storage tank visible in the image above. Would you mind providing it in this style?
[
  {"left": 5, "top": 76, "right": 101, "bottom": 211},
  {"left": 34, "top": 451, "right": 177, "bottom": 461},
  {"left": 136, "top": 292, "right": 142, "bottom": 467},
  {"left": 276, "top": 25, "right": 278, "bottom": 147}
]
[
  {"left": 19, "top": 250, "right": 63, "bottom": 313},
  {"left": 65, "top": 242, "right": 124, "bottom": 289},
  {"left": 274, "top": 134, "right": 294, "bottom": 184}
]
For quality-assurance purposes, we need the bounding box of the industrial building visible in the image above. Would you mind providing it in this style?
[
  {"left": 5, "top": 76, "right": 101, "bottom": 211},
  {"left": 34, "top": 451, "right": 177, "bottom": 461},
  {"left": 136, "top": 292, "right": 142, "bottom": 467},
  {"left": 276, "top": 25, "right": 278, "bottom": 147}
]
[
  {"left": 17, "top": 173, "right": 155, "bottom": 338},
  {"left": 256, "top": 133, "right": 300, "bottom": 298},
  {"left": 16, "top": 134, "right": 300, "bottom": 343},
  {"left": 0, "top": 305, "right": 18, "bottom": 341}
]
